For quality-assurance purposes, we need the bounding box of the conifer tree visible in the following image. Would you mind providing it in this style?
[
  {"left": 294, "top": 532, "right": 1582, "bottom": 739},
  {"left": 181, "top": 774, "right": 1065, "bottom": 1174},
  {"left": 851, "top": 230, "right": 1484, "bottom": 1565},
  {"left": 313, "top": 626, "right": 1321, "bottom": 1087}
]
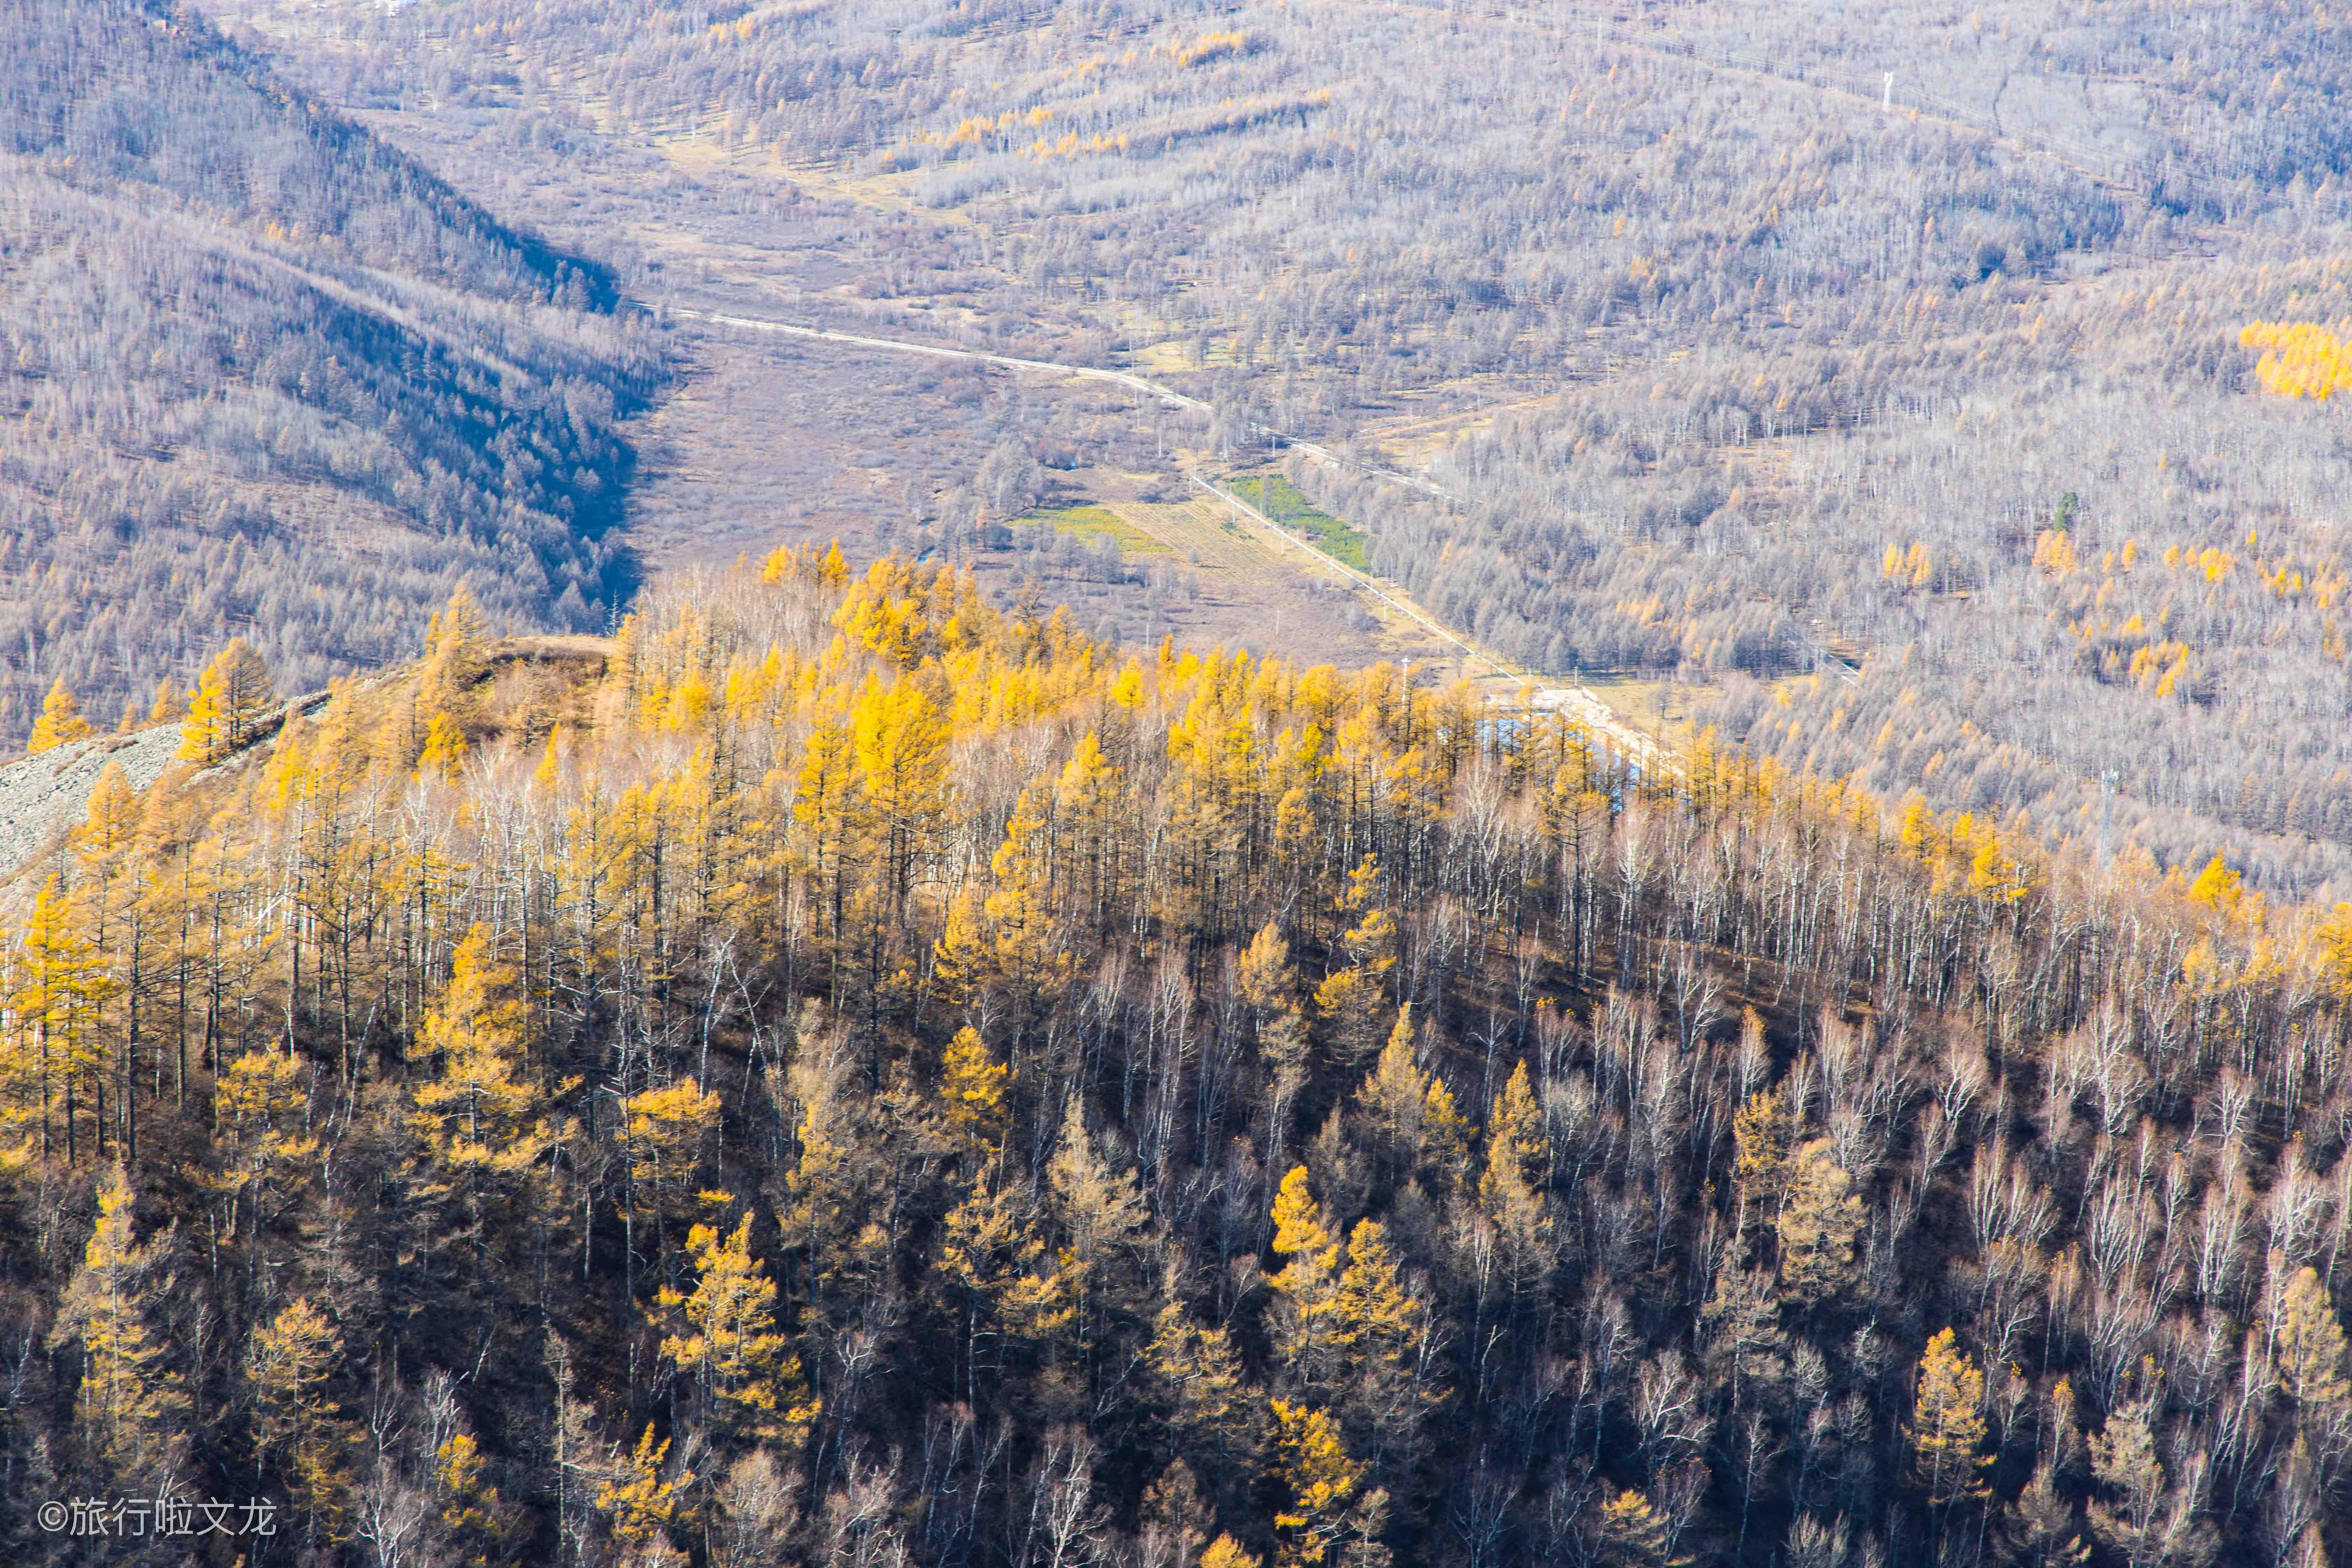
[
  {"left": 624, "top": 1077, "right": 723, "bottom": 1252},
  {"left": 1354, "top": 1006, "right": 1468, "bottom": 1188},
  {"left": 177, "top": 637, "right": 275, "bottom": 763},
  {"left": 1329, "top": 1218, "right": 1441, "bottom": 1474},
  {"left": 1479, "top": 1059, "right": 1553, "bottom": 1294},
  {"left": 1148, "top": 1282, "right": 1263, "bottom": 1487},
  {"left": 2086, "top": 1390, "right": 2213, "bottom": 1568},
  {"left": 1314, "top": 967, "right": 1388, "bottom": 1073},
  {"left": 2275, "top": 1265, "right": 2350, "bottom": 1415},
  {"left": 1269, "top": 1165, "right": 1345, "bottom": 1391},
  {"left": 2002, "top": 1461, "right": 2093, "bottom": 1568},
  {"left": 793, "top": 705, "right": 859, "bottom": 947},
  {"left": 1043, "top": 1098, "right": 1154, "bottom": 1408},
  {"left": 27, "top": 676, "right": 92, "bottom": 752},
  {"left": 1777, "top": 1138, "right": 1863, "bottom": 1308},
  {"left": 145, "top": 677, "right": 186, "bottom": 726},
  {"left": 598, "top": 1424, "right": 693, "bottom": 1551},
  {"left": 986, "top": 782, "right": 1074, "bottom": 1026},
  {"left": 214, "top": 1046, "right": 319, "bottom": 1267},
  {"left": 939, "top": 1025, "right": 1011, "bottom": 1153},
  {"left": 10, "top": 877, "right": 111, "bottom": 1162},
  {"left": 1730, "top": 1086, "right": 1788, "bottom": 1253},
  {"left": 1270, "top": 1399, "right": 1386, "bottom": 1568},
  {"left": 656, "top": 1209, "right": 815, "bottom": 1449},
  {"left": 1203, "top": 1535, "right": 1262, "bottom": 1568},
  {"left": 410, "top": 925, "right": 548, "bottom": 1180},
  {"left": 1241, "top": 922, "right": 1311, "bottom": 1155},
  {"left": 1596, "top": 1488, "right": 1691, "bottom": 1568},
  {"left": 248, "top": 1295, "right": 352, "bottom": 1546},
  {"left": 420, "top": 581, "right": 490, "bottom": 716},
  {"left": 51, "top": 1164, "right": 188, "bottom": 1478},
  {"left": 1057, "top": 730, "right": 1127, "bottom": 923},
  {"left": 418, "top": 708, "right": 469, "bottom": 779},
  {"left": 851, "top": 672, "right": 950, "bottom": 916},
  {"left": 435, "top": 1424, "right": 513, "bottom": 1563},
  {"left": 937, "top": 1168, "right": 1060, "bottom": 1404},
  {"left": 1908, "top": 1328, "right": 1989, "bottom": 1508}
]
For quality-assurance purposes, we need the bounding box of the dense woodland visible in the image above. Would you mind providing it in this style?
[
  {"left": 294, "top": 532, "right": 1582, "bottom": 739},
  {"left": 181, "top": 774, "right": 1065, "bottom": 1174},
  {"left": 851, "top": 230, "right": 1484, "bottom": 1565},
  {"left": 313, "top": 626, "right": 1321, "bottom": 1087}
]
[
  {"left": 1, "top": 556, "right": 2351, "bottom": 1568},
  {"left": 0, "top": 0, "right": 656, "bottom": 747}
]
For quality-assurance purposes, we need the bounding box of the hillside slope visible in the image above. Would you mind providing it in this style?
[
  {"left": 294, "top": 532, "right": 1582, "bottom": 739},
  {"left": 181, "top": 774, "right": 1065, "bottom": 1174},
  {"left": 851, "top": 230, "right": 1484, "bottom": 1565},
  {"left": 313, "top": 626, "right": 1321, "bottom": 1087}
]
[
  {"left": 2, "top": 554, "right": 2350, "bottom": 1567},
  {"left": 0, "top": 0, "right": 658, "bottom": 745}
]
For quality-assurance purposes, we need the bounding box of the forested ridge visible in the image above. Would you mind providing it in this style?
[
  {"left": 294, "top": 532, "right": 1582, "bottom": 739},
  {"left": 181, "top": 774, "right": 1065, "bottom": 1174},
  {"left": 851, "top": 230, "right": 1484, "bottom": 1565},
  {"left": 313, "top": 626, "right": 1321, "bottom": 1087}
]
[
  {"left": 195, "top": 0, "right": 2352, "bottom": 903},
  {"left": 0, "top": 0, "right": 657, "bottom": 748},
  {"left": 2, "top": 553, "right": 2351, "bottom": 1568}
]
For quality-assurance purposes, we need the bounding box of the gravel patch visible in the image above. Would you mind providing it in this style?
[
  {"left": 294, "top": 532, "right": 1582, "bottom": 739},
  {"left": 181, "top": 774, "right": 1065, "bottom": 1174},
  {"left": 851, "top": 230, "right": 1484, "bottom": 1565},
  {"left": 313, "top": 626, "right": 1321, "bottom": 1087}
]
[{"left": 0, "top": 695, "right": 327, "bottom": 878}]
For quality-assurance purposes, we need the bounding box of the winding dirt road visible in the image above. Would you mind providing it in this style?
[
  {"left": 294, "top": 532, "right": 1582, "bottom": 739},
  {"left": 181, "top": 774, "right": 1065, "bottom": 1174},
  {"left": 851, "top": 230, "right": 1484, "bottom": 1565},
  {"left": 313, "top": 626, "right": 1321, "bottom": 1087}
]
[{"left": 652, "top": 299, "right": 1678, "bottom": 778}]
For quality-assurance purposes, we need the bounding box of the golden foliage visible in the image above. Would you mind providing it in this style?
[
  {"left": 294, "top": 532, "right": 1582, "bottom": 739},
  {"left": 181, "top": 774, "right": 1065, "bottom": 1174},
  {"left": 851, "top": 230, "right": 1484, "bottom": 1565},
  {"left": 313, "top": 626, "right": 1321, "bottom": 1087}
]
[{"left": 2241, "top": 320, "right": 2352, "bottom": 400}]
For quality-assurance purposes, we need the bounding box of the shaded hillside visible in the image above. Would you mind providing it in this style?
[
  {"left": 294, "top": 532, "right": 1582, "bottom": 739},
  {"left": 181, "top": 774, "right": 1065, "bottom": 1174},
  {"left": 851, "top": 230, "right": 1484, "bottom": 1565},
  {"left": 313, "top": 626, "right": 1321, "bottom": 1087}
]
[{"left": 0, "top": 0, "right": 659, "bottom": 745}]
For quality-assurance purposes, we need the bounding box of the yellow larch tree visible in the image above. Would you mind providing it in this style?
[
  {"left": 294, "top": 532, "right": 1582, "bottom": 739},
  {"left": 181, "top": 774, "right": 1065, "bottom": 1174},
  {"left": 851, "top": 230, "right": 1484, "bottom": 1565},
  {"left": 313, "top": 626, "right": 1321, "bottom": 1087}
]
[
  {"left": 937, "top": 1168, "right": 1062, "bottom": 1400},
  {"left": 985, "top": 780, "right": 1076, "bottom": 1032},
  {"left": 852, "top": 672, "right": 951, "bottom": 917},
  {"left": 1596, "top": 1487, "right": 1691, "bottom": 1568},
  {"left": 1777, "top": 1138, "right": 1863, "bottom": 1307},
  {"left": 27, "top": 676, "right": 92, "bottom": 752},
  {"left": 1056, "top": 730, "right": 1127, "bottom": 924},
  {"left": 1148, "top": 1281, "right": 1262, "bottom": 1476},
  {"left": 419, "top": 580, "right": 491, "bottom": 716},
  {"left": 656, "top": 1209, "right": 816, "bottom": 1450},
  {"left": 1328, "top": 1218, "right": 1442, "bottom": 1457},
  {"left": 1270, "top": 1399, "right": 1384, "bottom": 1568},
  {"left": 145, "top": 677, "right": 186, "bottom": 725},
  {"left": 597, "top": 1423, "right": 694, "bottom": 1550},
  {"left": 1909, "top": 1328, "right": 1990, "bottom": 1509},
  {"left": 1268, "top": 1164, "right": 1345, "bottom": 1392},
  {"left": 73, "top": 762, "right": 150, "bottom": 1157},
  {"left": 1729, "top": 1085, "right": 1788, "bottom": 1255},
  {"left": 792, "top": 700, "right": 860, "bottom": 948},
  {"left": 50, "top": 1164, "right": 189, "bottom": 1478},
  {"left": 410, "top": 925, "right": 548, "bottom": 1179},
  {"left": 1478, "top": 1059, "right": 1554, "bottom": 1297},
  {"left": 213, "top": 1046, "right": 319, "bottom": 1270},
  {"left": 938, "top": 1025, "right": 1011, "bottom": 1153},
  {"left": 248, "top": 1295, "right": 353, "bottom": 1546},
  {"left": 9, "top": 877, "right": 113, "bottom": 1162},
  {"left": 622, "top": 1077, "right": 722, "bottom": 1261},
  {"left": 1043, "top": 1098, "right": 1154, "bottom": 1406},
  {"left": 177, "top": 637, "right": 276, "bottom": 763},
  {"left": 2275, "top": 1265, "right": 2350, "bottom": 1415}
]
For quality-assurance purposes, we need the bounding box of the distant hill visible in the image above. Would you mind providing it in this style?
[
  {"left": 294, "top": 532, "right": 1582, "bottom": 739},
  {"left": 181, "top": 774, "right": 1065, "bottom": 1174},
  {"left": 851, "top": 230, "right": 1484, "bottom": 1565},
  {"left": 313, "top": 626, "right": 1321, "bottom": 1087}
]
[{"left": 0, "top": 0, "right": 659, "bottom": 743}]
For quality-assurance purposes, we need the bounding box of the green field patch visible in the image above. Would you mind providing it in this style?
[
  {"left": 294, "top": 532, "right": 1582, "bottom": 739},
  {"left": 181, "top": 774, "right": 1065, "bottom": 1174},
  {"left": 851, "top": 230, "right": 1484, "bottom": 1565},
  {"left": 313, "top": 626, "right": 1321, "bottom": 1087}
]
[
  {"left": 1033, "top": 505, "right": 1169, "bottom": 554},
  {"left": 1226, "top": 474, "right": 1371, "bottom": 572}
]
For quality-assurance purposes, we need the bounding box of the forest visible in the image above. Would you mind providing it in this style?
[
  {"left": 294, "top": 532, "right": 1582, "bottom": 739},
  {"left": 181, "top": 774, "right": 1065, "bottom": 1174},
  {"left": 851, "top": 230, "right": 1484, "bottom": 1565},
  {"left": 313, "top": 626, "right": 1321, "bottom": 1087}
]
[
  {"left": 6, "top": 7, "right": 2352, "bottom": 1555},
  {"left": 0, "top": 0, "right": 657, "bottom": 748},
  {"left": 2, "top": 554, "right": 2351, "bottom": 1568}
]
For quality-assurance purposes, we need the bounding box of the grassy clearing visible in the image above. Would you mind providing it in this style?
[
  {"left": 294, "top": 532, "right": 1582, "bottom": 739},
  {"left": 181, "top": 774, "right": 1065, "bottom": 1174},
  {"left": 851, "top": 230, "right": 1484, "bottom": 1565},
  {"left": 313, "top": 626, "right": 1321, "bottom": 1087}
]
[
  {"left": 1034, "top": 504, "right": 1170, "bottom": 554},
  {"left": 1226, "top": 473, "right": 1371, "bottom": 571}
]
